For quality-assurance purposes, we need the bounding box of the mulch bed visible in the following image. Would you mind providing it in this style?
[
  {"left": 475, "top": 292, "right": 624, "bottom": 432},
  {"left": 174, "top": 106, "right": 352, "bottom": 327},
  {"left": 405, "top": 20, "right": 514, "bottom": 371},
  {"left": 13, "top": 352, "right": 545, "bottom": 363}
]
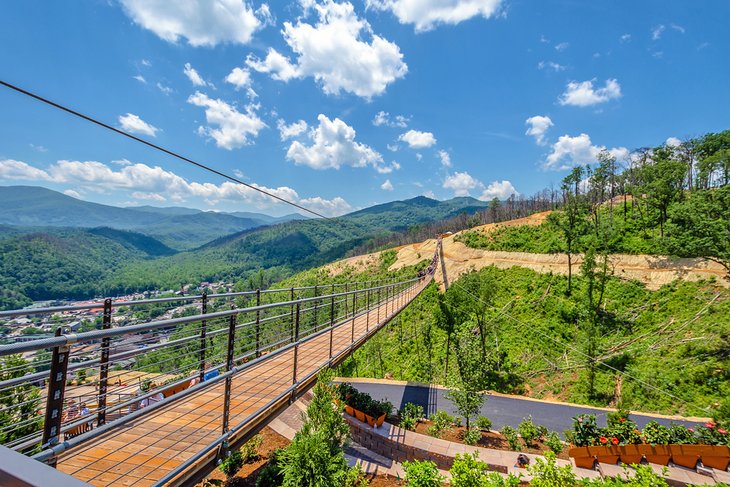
[{"left": 196, "top": 426, "right": 290, "bottom": 487}]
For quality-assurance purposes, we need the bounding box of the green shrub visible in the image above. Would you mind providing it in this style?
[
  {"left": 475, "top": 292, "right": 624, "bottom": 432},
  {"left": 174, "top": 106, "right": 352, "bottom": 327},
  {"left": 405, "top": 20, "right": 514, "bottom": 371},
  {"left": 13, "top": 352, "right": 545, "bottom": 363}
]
[
  {"left": 344, "top": 464, "right": 370, "bottom": 487},
  {"left": 255, "top": 449, "right": 283, "bottom": 486},
  {"left": 545, "top": 431, "right": 564, "bottom": 454},
  {"left": 219, "top": 450, "right": 243, "bottom": 478},
  {"left": 667, "top": 423, "right": 696, "bottom": 445},
  {"left": 400, "top": 416, "right": 417, "bottom": 431},
  {"left": 402, "top": 459, "right": 444, "bottom": 486},
  {"left": 401, "top": 402, "right": 425, "bottom": 422},
  {"left": 483, "top": 472, "right": 522, "bottom": 487},
  {"left": 476, "top": 416, "right": 492, "bottom": 431},
  {"left": 529, "top": 451, "right": 576, "bottom": 487},
  {"left": 501, "top": 425, "right": 521, "bottom": 451},
  {"left": 463, "top": 427, "right": 481, "bottom": 446},
  {"left": 450, "top": 452, "right": 489, "bottom": 487},
  {"left": 427, "top": 410, "right": 454, "bottom": 438},
  {"left": 581, "top": 464, "right": 669, "bottom": 487},
  {"left": 567, "top": 414, "right": 599, "bottom": 447},
  {"left": 518, "top": 416, "right": 541, "bottom": 447},
  {"left": 241, "top": 434, "right": 263, "bottom": 463},
  {"left": 643, "top": 421, "right": 671, "bottom": 446}
]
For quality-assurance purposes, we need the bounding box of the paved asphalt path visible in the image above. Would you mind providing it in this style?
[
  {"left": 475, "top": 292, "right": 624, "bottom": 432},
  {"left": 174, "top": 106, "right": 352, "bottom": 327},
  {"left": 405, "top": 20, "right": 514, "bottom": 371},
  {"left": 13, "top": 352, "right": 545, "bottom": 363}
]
[{"left": 339, "top": 380, "right": 702, "bottom": 437}]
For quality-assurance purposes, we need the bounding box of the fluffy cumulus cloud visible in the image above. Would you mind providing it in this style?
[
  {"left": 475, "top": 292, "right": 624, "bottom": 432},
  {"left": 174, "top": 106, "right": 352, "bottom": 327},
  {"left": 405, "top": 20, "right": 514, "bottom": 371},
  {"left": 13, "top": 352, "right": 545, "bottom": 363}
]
[
  {"left": 666, "top": 136, "right": 682, "bottom": 147},
  {"left": 372, "top": 110, "right": 409, "bottom": 128},
  {"left": 559, "top": 79, "right": 622, "bottom": 107},
  {"left": 224, "top": 66, "right": 252, "bottom": 89},
  {"left": 184, "top": 63, "right": 210, "bottom": 87},
  {"left": 285, "top": 114, "right": 384, "bottom": 170},
  {"left": 525, "top": 115, "right": 553, "bottom": 145},
  {"left": 187, "top": 92, "right": 266, "bottom": 149},
  {"left": 367, "top": 0, "right": 503, "bottom": 32},
  {"left": 398, "top": 129, "right": 436, "bottom": 149},
  {"left": 443, "top": 171, "right": 481, "bottom": 196},
  {"left": 277, "top": 119, "right": 308, "bottom": 140},
  {"left": 480, "top": 180, "right": 518, "bottom": 200},
  {"left": 246, "top": 1, "right": 407, "bottom": 98},
  {"left": 544, "top": 133, "right": 628, "bottom": 171},
  {"left": 118, "top": 113, "right": 159, "bottom": 137},
  {"left": 537, "top": 61, "right": 565, "bottom": 72},
  {"left": 0, "top": 158, "right": 351, "bottom": 216},
  {"left": 119, "top": 0, "right": 267, "bottom": 47},
  {"left": 381, "top": 179, "right": 394, "bottom": 191}
]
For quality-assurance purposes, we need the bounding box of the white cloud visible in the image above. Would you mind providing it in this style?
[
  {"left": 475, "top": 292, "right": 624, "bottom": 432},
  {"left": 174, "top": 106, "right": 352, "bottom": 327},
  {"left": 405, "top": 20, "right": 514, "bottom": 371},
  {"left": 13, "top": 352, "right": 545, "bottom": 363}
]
[
  {"left": 366, "top": 0, "right": 503, "bottom": 32},
  {"left": 666, "top": 136, "right": 682, "bottom": 147},
  {"left": 544, "top": 133, "right": 628, "bottom": 171},
  {"left": 620, "top": 33, "right": 631, "bottom": 42},
  {"left": 381, "top": 179, "right": 394, "bottom": 191},
  {"left": 554, "top": 42, "right": 569, "bottom": 51},
  {"left": 443, "top": 171, "right": 482, "bottom": 197},
  {"left": 118, "top": 113, "right": 160, "bottom": 137},
  {"left": 132, "top": 191, "right": 166, "bottom": 202},
  {"left": 0, "top": 159, "right": 52, "bottom": 181},
  {"left": 525, "top": 115, "right": 553, "bottom": 145},
  {"left": 537, "top": 61, "right": 565, "bottom": 72},
  {"left": 157, "top": 83, "right": 173, "bottom": 95},
  {"left": 141, "top": 59, "right": 151, "bottom": 67},
  {"left": 651, "top": 25, "right": 665, "bottom": 40},
  {"left": 233, "top": 169, "right": 245, "bottom": 178},
  {"left": 480, "top": 180, "right": 518, "bottom": 200},
  {"left": 184, "top": 63, "right": 210, "bottom": 87},
  {"left": 559, "top": 78, "right": 622, "bottom": 107},
  {"left": 671, "top": 23, "right": 685, "bottom": 34},
  {"left": 277, "top": 119, "right": 308, "bottom": 140},
  {"left": 187, "top": 92, "right": 266, "bottom": 149},
  {"left": 399, "top": 129, "right": 436, "bottom": 149},
  {"left": 225, "top": 66, "right": 252, "bottom": 90},
  {"left": 375, "top": 161, "right": 400, "bottom": 174},
  {"left": 437, "top": 150, "right": 451, "bottom": 167},
  {"left": 133, "top": 74, "right": 147, "bottom": 83},
  {"left": 386, "top": 144, "right": 399, "bottom": 152},
  {"left": 246, "top": 1, "right": 407, "bottom": 98},
  {"left": 63, "top": 189, "right": 82, "bottom": 199},
  {"left": 29, "top": 144, "right": 48, "bottom": 153},
  {"left": 2, "top": 158, "right": 351, "bottom": 216},
  {"left": 285, "top": 114, "right": 383, "bottom": 170},
  {"left": 119, "top": 0, "right": 265, "bottom": 47},
  {"left": 423, "top": 190, "right": 437, "bottom": 199},
  {"left": 372, "top": 110, "right": 409, "bottom": 128}
]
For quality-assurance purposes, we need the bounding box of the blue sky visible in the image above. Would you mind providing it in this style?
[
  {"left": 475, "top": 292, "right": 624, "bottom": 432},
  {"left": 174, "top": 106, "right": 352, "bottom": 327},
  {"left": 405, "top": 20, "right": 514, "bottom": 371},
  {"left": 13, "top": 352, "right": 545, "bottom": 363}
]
[{"left": 1, "top": 0, "right": 728, "bottom": 216}]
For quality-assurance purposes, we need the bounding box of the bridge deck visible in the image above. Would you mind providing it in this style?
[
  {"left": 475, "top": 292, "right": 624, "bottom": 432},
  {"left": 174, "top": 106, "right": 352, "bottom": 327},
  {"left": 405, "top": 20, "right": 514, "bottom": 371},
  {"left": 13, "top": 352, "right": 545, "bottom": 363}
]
[{"left": 55, "top": 280, "right": 429, "bottom": 486}]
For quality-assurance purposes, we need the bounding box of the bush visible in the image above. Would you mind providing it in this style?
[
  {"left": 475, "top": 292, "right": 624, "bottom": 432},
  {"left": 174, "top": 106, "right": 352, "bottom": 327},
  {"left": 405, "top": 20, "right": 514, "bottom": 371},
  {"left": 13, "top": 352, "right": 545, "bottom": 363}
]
[
  {"left": 344, "top": 464, "right": 370, "bottom": 487},
  {"left": 667, "top": 423, "right": 696, "bottom": 445},
  {"left": 219, "top": 450, "right": 243, "bottom": 478},
  {"left": 463, "top": 427, "right": 481, "bottom": 446},
  {"left": 240, "top": 434, "right": 263, "bottom": 463},
  {"left": 476, "top": 416, "right": 492, "bottom": 431},
  {"left": 567, "top": 414, "right": 599, "bottom": 447},
  {"left": 545, "top": 431, "right": 564, "bottom": 454},
  {"left": 256, "top": 449, "right": 283, "bottom": 487},
  {"left": 402, "top": 459, "right": 444, "bottom": 486},
  {"left": 518, "top": 416, "right": 541, "bottom": 447},
  {"left": 428, "top": 410, "right": 454, "bottom": 438},
  {"left": 529, "top": 451, "right": 576, "bottom": 487},
  {"left": 401, "top": 402, "right": 425, "bottom": 422},
  {"left": 501, "top": 425, "right": 521, "bottom": 451},
  {"left": 643, "top": 421, "right": 671, "bottom": 446},
  {"left": 400, "top": 416, "right": 417, "bottom": 431},
  {"left": 450, "top": 452, "right": 489, "bottom": 487},
  {"left": 581, "top": 464, "right": 669, "bottom": 487}
]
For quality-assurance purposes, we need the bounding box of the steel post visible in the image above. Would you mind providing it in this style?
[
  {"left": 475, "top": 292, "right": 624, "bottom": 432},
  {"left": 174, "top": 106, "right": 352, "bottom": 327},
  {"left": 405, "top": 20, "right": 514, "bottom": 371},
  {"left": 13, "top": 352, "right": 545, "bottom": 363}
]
[
  {"left": 255, "top": 289, "right": 261, "bottom": 358},
  {"left": 292, "top": 302, "right": 300, "bottom": 400},
  {"left": 199, "top": 292, "right": 208, "bottom": 383},
  {"left": 290, "top": 287, "right": 295, "bottom": 343},
  {"left": 96, "top": 298, "right": 112, "bottom": 427},
  {"left": 222, "top": 307, "right": 236, "bottom": 438},
  {"left": 329, "top": 292, "right": 335, "bottom": 359},
  {"left": 313, "top": 285, "right": 318, "bottom": 331},
  {"left": 41, "top": 326, "right": 71, "bottom": 467}
]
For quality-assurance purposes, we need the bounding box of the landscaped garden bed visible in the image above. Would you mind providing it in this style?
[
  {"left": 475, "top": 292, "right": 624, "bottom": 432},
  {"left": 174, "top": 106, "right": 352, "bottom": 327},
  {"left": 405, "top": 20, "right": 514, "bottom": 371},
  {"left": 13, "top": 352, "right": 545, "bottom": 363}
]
[{"left": 566, "top": 410, "right": 729, "bottom": 469}]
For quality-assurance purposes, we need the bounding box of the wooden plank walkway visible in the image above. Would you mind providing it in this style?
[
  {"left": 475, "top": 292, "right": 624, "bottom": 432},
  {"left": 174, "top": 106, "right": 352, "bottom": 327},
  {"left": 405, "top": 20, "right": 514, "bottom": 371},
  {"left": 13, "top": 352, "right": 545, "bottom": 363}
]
[{"left": 56, "top": 279, "right": 430, "bottom": 486}]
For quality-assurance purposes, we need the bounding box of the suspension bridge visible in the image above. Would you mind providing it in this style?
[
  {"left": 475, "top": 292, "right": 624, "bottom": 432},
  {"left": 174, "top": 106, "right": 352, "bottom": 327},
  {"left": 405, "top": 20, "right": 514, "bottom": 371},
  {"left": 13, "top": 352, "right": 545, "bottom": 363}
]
[{"left": 0, "top": 244, "right": 440, "bottom": 486}]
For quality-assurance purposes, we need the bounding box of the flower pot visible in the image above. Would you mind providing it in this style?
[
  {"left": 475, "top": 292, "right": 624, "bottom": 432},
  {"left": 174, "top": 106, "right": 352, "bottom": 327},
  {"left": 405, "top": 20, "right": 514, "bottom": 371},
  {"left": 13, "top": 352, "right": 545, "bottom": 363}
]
[
  {"left": 375, "top": 413, "right": 387, "bottom": 427},
  {"left": 587, "top": 446, "right": 619, "bottom": 465},
  {"left": 569, "top": 447, "right": 596, "bottom": 469},
  {"left": 365, "top": 414, "right": 376, "bottom": 427},
  {"left": 639, "top": 444, "right": 671, "bottom": 466},
  {"left": 344, "top": 405, "right": 355, "bottom": 416},
  {"left": 618, "top": 444, "right": 643, "bottom": 465},
  {"left": 700, "top": 445, "right": 730, "bottom": 470},
  {"left": 354, "top": 409, "right": 367, "bottom": 422},
  {"left": 668, "top": 444, "right": 702, "bottom": 469}
]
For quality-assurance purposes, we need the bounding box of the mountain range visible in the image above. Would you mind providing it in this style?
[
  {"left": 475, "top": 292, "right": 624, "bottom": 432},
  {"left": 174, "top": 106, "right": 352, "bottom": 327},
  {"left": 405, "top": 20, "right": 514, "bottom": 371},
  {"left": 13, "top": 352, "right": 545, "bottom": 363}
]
[{"left": 0, "top": 185, "right": 488, "bottom": 308}]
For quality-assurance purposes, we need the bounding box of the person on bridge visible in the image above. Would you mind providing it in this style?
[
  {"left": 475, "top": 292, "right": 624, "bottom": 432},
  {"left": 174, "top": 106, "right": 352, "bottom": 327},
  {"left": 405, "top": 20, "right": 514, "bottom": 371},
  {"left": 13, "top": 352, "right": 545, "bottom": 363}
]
[{"left": 203, "top": 363, "right": 219, "bottom": 381}]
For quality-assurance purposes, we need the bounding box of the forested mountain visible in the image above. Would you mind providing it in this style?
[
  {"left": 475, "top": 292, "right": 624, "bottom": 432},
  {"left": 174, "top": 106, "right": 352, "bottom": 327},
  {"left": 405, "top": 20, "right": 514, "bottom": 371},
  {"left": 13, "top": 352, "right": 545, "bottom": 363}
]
[{"left": 0, "top": 194, "right": 489, "bottom": 307}]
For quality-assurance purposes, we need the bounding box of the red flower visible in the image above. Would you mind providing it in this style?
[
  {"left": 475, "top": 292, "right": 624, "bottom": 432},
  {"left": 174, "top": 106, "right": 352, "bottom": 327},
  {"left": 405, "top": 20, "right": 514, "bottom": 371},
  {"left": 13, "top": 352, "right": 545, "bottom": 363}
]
[
  {"left": 600, "top": 436, "right": 608, "bottom": 445},
  {"left": 578, "top": 417, "right": 583, "bottom": 422},
  {"left": 688, "top": 428, "right": 695, "bottom": 433},
  {"left": 346, "top": 394, "right": 351, "bottom": 399},
  {"left": 705, "top": 421, "right": 716, "bottom": 429},
  {"left": 619, "top": 418, "right": 626, "bottom": 423},
  {"left": 718, "top": 429, "right": 727, "bottom": 435},
  {"left": 611, "top": 437, "right": 619, "bottom": 445}
]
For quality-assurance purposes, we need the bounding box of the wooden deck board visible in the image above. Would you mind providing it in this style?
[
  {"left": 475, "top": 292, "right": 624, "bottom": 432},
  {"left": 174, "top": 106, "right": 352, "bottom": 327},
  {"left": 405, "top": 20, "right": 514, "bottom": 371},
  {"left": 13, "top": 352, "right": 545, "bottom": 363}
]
[{"left": 55, "top": 282, "right": 426, "bottom": 486}]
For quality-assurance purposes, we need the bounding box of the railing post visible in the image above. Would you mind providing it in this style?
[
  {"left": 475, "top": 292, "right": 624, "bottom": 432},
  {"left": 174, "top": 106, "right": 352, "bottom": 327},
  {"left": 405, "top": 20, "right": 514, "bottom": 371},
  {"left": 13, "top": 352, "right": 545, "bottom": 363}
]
[
  {"left": 292, "top": 301, "right": 300, "bottom": 401},
  {"left": 97, "top": 298, "right": 112, "bottom": 427},
  {"left": 329, "top": 291, "right": 335, "bottom": 360},
  {"left": 366, "top": 289, "right": 370, "bottom": 332},
  {"left": 344, "top": 283, "right": 349, "bottom": 317},
  {"left": 255, "top": 289, "right": 261, "bottom": 358},
  {"left": 199, "top": 292, "right": 208, "bottom": 384},
  {"left": 222, "top": 307, "right": 236, "bottom": 440},
  {"left": 351, "top": 292, "right": 356, "bottom": 344},
  {"left": 290, "top": 287, "right": 295, "bottom": 343},
  {"left": 41, "top": 326, "right": 71, "bottom": 467},
  {"left": 313, "top": 285, "right": 318, "bottom": 331},
  {"left": 377, "top": 288, "right": 381, "bottom": 323}
]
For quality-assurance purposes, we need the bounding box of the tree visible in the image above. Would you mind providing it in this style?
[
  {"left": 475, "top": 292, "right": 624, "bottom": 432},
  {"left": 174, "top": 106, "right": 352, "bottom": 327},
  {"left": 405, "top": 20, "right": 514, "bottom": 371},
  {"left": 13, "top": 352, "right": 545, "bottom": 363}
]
[
  {"left": 666, "top": 185, "right": 730, "bottom": 279},
  {"left": 0, "top": 355, "right": 42, "bottom": 447},
  {"left": 446, "top": 385, "right": 485, "bottom": 431},
  {"left": 639, "top": 146, "right": 687, "bottom": 237},
  {"left": 489, "top": 197, "right": 501, "bottom": 223}
]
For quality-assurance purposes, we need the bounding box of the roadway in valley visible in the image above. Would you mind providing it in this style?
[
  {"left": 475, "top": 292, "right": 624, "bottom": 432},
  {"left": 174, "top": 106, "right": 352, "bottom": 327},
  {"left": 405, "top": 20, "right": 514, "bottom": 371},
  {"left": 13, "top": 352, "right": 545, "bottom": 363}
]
[{"left": 339, "top": 378, "right": 704, "bottom": 435}]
